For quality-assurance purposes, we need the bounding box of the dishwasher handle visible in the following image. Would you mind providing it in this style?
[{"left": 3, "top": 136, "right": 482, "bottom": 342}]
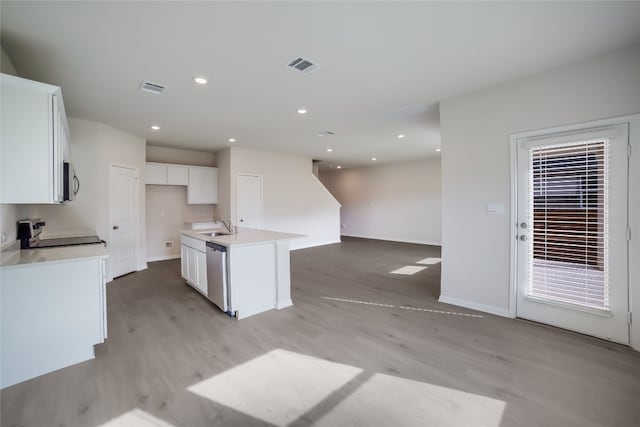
[{"left": 206, "top": 242, "right": 227, "bottom": 252}]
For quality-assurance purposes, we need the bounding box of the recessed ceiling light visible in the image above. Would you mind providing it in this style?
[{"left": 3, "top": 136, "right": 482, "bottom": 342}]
[
  {"left": 194, "top": 76, "right": 208, "bottom": 85},
  {"left": 397, "top": 134, "right": 405, "bottom": 139},
  {"left": 151, "top": 125, "right": 160, "bottom": 130},
  {"left": 337, "top": 166, "right": 342, "bottom": 169},
  {"left": 297, "top": 108, "right": 308, "bottom": 115},
  {"left": 327, "top": 148, "right": 333, "bottom": 152},
  {"left": 436, "top": 148, "right": 441, "bottom": 152},
  {"left": 371, "top": 157, "right": 377, "bottom": 161},
  {"left": 228, "top": 138, "right": 236, "bottom": 143}
]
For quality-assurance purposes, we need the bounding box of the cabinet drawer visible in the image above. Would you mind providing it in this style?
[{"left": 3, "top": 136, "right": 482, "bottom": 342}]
[{"left": 181, "top": 235, "right": 207, "bottom": 252}]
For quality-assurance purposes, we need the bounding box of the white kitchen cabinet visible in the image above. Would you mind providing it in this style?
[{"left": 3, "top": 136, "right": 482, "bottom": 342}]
[
  {"left": 144, "top": 163, "right": 190, "bottom": 186},
  {"left": 0, "top": 73, "right": 70, "bottom": 203},
  {"left": 181, "top": 245, "right": 189, "bottom": 278},
  {"left": 144, "top": 163, "right": 167, "bottom": 184},
  {"left": 180, "top": 235, "right": 208, "bottom": 295},
  {"left": 1, "top": 254, "right": 108, "bottom": 388},
  {"left": 193, "top": 250, "right": 207, "bottom": 293},
  {"left": 167, "top": 165, "right": 189, "bottom": 185},
  {"left": 188, "top": 166, "right": 218, "bottom": 204}
]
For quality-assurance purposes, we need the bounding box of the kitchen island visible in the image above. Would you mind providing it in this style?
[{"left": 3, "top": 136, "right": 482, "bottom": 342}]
[{"left": 180, "top": 227, "right": 303, "bottom": 319}]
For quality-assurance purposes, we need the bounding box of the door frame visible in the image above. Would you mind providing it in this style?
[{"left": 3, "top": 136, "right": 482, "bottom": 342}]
[
  {"left": 109, "top": 163, "right": 140, "bottom": 281},
  {"left": 509, "top": 113, "right": 640, "bottom": 350},
  {"left": 236, "top": 173, "right": 264, "bottom": 229}
]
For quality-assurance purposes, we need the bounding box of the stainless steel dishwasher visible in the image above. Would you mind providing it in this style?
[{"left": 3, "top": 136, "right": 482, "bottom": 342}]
[{"left": 206, "top": 242, "right": 228, "bottom": 312}]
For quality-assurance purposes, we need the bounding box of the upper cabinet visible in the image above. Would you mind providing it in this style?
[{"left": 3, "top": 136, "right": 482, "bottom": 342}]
[
  {"left": 144, "top": 163, "right": 167, "bottom": 185},
  {"left": 144, "top": 163, "right": 190, "bottom": 186},
  {"left": 0, "top": 73, "right": 70, "bottom": 203},
  {"left": 144, "top": 162, "right": 217, "bottom": 204},
  {"left": 167, "top": 165, "right": 189, "bottom": 185},
  {"left": 188, "top": 166, "right": 218, "bottom": 204}
]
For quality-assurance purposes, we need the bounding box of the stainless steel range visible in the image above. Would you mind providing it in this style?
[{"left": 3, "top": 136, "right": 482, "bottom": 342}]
[{"left": 17, "top": 218, "right": 104, "bottom": 249}]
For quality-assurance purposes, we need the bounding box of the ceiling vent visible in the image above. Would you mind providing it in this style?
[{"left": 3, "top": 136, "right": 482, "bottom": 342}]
[
  {"left": 317, "top": 130, "right": 335, "bottom": 137},
  {"left": 139, "top": 81, "right": 166, "bottom": 94},
  {"left": 288, "top": 57, "right": 318, "bottom": 74}
]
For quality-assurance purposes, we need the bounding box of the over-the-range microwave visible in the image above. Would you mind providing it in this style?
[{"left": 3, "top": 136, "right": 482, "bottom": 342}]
[{"left": 63, "top": 162, "right": 79, "bottom": 201}]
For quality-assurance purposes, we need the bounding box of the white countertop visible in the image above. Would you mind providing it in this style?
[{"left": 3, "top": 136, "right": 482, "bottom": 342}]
[
  {"left": 0, "top": 242, "right": 109, "bottom": 270},
  {"left": 181, "top": 227, "right": 304, "bottom": 247}
]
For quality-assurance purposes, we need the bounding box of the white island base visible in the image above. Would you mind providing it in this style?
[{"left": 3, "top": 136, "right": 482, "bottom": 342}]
[
  {"left": 229, "top": 240, "right": 293, "bottom": 318},
  {"left": 180, "top": 228, "right": 302, "bottom": 319}
]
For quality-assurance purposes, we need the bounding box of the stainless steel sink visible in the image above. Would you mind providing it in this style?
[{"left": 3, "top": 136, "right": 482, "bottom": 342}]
[{"left": 198, "top": 231, "right": 233, "bottom": 237}]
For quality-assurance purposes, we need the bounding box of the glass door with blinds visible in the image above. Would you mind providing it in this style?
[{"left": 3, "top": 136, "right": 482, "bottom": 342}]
[{"left": 515, "top": 124, "right": 629, "bottom": 344}]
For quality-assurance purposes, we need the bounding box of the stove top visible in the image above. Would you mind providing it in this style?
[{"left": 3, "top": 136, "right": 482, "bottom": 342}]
[{"left": 29, "top": 235, "right": 104, "bottom": 249}]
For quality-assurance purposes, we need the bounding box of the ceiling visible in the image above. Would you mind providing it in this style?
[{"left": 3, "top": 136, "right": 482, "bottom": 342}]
[{"left": 2, "top": 2, "right": 640, "bottom": 169}]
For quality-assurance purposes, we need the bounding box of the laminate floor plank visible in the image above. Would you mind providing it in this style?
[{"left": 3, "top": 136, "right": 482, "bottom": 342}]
[{"left": 2, "top": 237, "right": 639, "bottom": 426}]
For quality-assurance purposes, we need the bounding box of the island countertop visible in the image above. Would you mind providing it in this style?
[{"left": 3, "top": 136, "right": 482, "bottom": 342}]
[{"left": 181, "top": 227, "right": 304, "bottom": 247}]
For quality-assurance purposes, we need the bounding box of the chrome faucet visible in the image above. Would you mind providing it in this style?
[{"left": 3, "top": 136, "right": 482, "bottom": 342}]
[{"left": 215, "top": 219, "right": 237, "bottom": 234}]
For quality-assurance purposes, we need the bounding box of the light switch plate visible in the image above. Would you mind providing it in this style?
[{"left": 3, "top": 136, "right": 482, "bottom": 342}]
[{"left": 486, "top": 204, "right": 505, "bottom": 215}]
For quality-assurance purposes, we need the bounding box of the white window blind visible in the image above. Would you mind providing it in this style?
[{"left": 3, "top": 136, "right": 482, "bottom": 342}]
[{"left": 527, "top": 139, "right": 609, "bottom": 310}]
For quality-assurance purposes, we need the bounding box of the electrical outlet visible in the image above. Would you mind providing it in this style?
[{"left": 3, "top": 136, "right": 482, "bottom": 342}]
[{"left": 164, "top": 241, "right": 173, "bottom": 248}]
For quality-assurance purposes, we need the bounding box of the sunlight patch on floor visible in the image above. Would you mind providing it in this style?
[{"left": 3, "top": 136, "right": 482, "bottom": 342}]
[
  {"left": 416, "top": 257, "right": 441, "bottom": 265},
  {"left": 315, "top": 373, "right": 505, "bottom": 427},
  {"left": 390, "top": 265, "right": 427, "bottom": 275},
  {"left": 187, "top": 349, "right": 362, "bottom": 426},
  {"left": 98, "top": 409, "right": 175, "bottom": 427}
]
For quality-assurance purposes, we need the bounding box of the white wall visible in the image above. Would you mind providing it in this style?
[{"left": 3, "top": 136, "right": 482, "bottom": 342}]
[
  {"left": 439, "top": 43, "right": 640, "bottom": 317},
  {"left": 18, "top": 118, "right": 147, "bottom": 281},
  {"left": 222, "top": 146, "right": 341, "bottom": 249},
  {"left": 144, "top": 145, "right": 217, "bottom": 261},
  {"left": 214, "top": 147, "right": 231, "bottom": 221},
  {"left": 0, "top": 45, "right": 19, "bottom": 247},
  {"left": 1, "top": 45, "right": 17, "bottom": 75},
  {"left": 320, "top": 158, "right": 442, "bottom": 245},
  {"left": 145, "top": 186, "right": 214, "bottom": 261}
]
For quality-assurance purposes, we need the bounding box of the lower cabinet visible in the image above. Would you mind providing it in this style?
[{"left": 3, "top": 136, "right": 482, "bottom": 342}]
[
  {"left": 0, "top": 255, "right": 108, "bottom": 388},
  {"left": 181, "top": 240, "right": 207, "bottom": 295}
]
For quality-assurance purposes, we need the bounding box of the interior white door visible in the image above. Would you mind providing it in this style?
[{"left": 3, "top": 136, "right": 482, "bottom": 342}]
[
  {"left": 515, "top": 124, "right": 629, "bottom": 344},
  {"left": 237, "top": 174, "right": 263, "bottom": 228},
  {"left": 110, "top": 164, "right": 139, "bottom": 279}
]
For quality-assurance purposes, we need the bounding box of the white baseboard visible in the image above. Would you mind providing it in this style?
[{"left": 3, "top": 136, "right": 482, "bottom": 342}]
[
  {"left": 107, "top": 263, "right": 148, "bottom": 284},
  {"left": 277, "top": 299, "right": 293, "bottom": 309},
  {"left": 291, "top": 239, "right": 341, "bottom": 251},
  {"left": 146, "top": 255, "right": 180, "bottom": 262},
  {"left": 341, "top": 233, "right": 441, "bottom": 246},
  {"left": 438, "top": 295, "right": 512, "bottom": 318}
]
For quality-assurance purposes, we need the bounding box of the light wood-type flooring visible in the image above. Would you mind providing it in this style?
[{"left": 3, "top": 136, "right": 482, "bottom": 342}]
[{"left": 2, "top": 237, "right": 639, "bottom": 426}]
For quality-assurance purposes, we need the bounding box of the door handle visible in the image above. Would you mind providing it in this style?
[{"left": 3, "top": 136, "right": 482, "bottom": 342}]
[
  {"left": 240, "top": 219, "right": 244, "bottom": 223},
  {"left": 113, "top": 225, "right": 119, "bottom": 230}
]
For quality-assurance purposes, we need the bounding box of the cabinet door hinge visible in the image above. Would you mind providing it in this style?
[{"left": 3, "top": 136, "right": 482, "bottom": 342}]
[
  {"left": 628, "top": 228, "right": 632, "bottom": 241},
  {"left": 628, "top": 144, "right": 632, "bottom": 158},
  {"left": 628, "top": 312, "right": 633, "bottom": 325}
]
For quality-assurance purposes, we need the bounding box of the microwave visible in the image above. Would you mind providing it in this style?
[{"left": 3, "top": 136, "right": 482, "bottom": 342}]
[{"left": 63, "top": 162, "right": 79, "bottom": 201}]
